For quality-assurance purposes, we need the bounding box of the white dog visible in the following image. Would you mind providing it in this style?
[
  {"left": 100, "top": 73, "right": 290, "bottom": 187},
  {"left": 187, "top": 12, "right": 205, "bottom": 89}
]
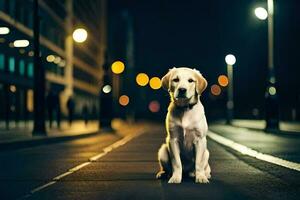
[{"left": 156, "top": 67, "right": 211, "bottom": 184}]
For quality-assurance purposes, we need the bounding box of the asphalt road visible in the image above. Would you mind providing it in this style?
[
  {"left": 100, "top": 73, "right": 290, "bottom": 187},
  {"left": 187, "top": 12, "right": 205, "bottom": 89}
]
[{"left": 0, "top": 124, "right": 299, "bottom": 200}]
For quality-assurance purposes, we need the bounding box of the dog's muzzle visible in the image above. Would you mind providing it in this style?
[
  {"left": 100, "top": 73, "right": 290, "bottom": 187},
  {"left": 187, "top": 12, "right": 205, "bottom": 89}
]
[{"left": 176, "top": 88, "right": 187, "bottom": 98}]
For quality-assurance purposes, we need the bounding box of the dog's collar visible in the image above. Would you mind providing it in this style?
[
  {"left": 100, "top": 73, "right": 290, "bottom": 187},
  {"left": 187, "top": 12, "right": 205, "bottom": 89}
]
[{"left": 175, "top": 101, "right": 198, "bottom": 110}]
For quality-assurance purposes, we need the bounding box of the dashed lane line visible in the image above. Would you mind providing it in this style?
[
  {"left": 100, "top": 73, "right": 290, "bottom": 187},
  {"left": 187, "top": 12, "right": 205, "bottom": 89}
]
[{"left": 19, "top": 127, "right": 145, "bottom": 199}]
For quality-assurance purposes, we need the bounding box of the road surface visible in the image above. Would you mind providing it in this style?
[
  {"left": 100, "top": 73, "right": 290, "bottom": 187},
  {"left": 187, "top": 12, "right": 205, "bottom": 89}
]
[{"left": 0, "top": 124, "right": 299, "bottom": 200}]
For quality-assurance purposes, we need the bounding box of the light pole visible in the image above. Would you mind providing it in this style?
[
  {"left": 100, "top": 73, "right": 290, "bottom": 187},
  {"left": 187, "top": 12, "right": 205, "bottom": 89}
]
[
  {"left": 225, "top": 54, "right": 236, "bottom": 124},
  {"left": 32, "top": 0, "right": 46, "bottom": 135},
  {"left": 99, "top": 53, "right": 114, "bottom": 131},
  {"left": 254, "top": 0, "right": 279, "bottom": 130}
]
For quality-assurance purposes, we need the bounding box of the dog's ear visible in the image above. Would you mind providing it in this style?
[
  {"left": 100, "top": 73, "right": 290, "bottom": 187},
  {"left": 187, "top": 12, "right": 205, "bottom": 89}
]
[
  {"left": 161, "top": 68, "right": 175, "bottom": 91},
  {"left": 194, "top": 70, "right": 207, "bottom": 95}
]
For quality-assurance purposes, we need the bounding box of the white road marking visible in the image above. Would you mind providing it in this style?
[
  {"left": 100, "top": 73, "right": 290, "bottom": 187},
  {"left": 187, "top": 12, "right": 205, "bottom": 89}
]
[
  {"left": 52, "top": 171, "right": 73, "bottom": 181},
  {"left": 68, "top": 162, "right": 91, "bottom": 172},
  {"left": 208, "top": 131, "right": 300, "bottom": 172},
  {"left": 30, "top": 181, "right": 57, "bottom": 194},
  {"left": 20, "top": 128, "right": 144, "bottom": 199}
]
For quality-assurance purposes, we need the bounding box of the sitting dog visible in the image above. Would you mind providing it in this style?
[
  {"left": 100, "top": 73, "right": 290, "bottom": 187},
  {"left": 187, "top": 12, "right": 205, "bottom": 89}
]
[{"left": 156, "top": 67, "right": 211, "bottom": 184}]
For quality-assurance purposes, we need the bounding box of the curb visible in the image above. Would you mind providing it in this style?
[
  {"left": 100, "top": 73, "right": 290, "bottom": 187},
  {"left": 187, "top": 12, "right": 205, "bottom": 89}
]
[{"left": 0, "top": 130, "right": 101, "bottom": 151}]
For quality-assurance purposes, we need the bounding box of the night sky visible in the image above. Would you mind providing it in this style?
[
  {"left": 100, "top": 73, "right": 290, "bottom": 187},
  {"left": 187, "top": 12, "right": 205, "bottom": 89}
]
[{"left": 111, "top": 0, "right": 300, "bottom": 120}]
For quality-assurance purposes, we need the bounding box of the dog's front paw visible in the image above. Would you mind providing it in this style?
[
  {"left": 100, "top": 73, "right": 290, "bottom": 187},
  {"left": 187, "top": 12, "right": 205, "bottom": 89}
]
[
  {"left": 195, "top": 174, "right": 209, "bottom": 184},
  {"left": 168, "top": 173, "right": 182, "bottom": 184},
  {"left": 156, "top": 171, "right": 167, "bottom": 179}
]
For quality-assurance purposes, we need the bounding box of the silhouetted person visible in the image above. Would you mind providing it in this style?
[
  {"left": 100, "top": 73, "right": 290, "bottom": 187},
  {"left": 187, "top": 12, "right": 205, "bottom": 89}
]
[
  {"left": 46, "top": 90, "right": 61, "bottom": 129},
  {"left": 67, "top": 96, "right": 75, "bottom": 126},
  {"left": 82, "top": 104, "right": 89, "bottom": 126}
]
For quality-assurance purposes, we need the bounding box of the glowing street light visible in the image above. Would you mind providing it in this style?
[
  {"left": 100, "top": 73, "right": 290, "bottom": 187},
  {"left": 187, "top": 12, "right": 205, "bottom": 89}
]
[
  {"left": 72, "top": 28, "right": 88, "bottom": 43},
  {"left": 225, "top": 54, "right": 236, "bottom": 124},
  {"left": 13, "top": 40, "right": 29, "bottom": 47},
  {"left": 254, "top": 7, "right": 268, "bottom": 20},
  {"left": 0, "top": 27, "right": 10, "bottom": 35},
  {"left": 225, "top": 54, "right": 236, "bottom": 65}
]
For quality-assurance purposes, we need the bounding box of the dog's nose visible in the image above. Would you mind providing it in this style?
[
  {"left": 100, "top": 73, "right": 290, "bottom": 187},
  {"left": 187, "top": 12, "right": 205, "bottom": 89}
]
[{"left": 178, "top": 88, "right": 187, "bottom": 94}]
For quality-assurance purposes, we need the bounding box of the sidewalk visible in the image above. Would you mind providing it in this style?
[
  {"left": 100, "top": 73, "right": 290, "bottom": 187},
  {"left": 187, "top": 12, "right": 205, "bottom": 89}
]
[
  {"left": 0, "top": 119, "right": 132, "bottom": 151},
  {"left": 218, "top": 119, "right": 300, "bottom": 135},
  {"left": 209, "top": 123, "right": 300, "bottom": 163},
  {"left": 232, "top": 119, "right": 300, "bottom": 132}
]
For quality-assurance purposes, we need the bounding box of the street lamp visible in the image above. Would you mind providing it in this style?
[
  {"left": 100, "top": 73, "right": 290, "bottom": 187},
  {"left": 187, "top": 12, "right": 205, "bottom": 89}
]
[
  {"left": 72, "top": 28, "right": 88, "bottom": 43},
  {"left": 254, "top": 0, "right": 279, "bottom": 130},
  {"left": 254, "top": 7, "right": 268, "bottom": 20},
  {"left": 225, "top": 54, "right": 236, "bottom": 124}
]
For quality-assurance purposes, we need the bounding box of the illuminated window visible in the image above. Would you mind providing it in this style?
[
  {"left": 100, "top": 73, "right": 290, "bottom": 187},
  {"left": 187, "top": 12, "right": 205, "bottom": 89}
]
[
  {"left": 0, "top": 54, "right": 4, "bottom": 70},
  {"left": 27, "top": 89, "right": 34, "bottom": 112},
  {"left": 9, "top": 57, "right": 15, "bottom": 72},
  {"left": 19, "top": 60, "right": 25, "bottom": 75},
  {"left": 27, "top": 62, "right": 34, "bottom": 77}
]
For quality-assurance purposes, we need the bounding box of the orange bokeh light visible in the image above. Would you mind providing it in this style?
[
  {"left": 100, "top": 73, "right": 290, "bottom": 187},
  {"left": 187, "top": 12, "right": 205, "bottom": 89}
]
[
  {"left": 119, "top": 95, "right": 129, "bottom": 106},
  {"left": 218, "top": 75, "right": 229, "bottom": 87},
  {"left": 211, "top": 84, "right": 221, "bottom": 96}
]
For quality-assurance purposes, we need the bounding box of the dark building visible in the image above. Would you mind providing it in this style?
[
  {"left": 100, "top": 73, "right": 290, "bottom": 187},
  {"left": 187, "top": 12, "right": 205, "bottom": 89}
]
[{"left": 0, "top": 0, "right": 107, "bottom": 125}]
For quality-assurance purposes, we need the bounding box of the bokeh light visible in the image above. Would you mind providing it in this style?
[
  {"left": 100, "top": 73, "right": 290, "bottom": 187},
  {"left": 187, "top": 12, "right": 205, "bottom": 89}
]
[
  {"left": 149, "top": 77, "right": 161, "bottom": 90},
  {"left": 28, "top": 51, "right": 34, "bottom": 57},
  {"left": 225, "top": 54, "right": 236, "bottom": 65},
  {"left": 254, "top": 7, "right": 268, "bottom": 20},
  {"left": 268, "top": 86, "right": 276, "bottom": 95},
  {"left": 119, "top": 95, "right": 129, "bottom": 106},
  {"left": 73, "top": 28, "right": 88, "bottom": 43},
  {"left": 0, "top": 27, "right": 10, "bottom": 35},
  {"left": 149, "top": 100, "right": 160, "bottom": 113},
  {"left": 111, "top": 61, "right": 125, "bottom": 74},
  {"left": 218, "top": 75, "right": 229, "bottom": 87},
  {"left": 10, "top": 85, "right": 16, "bottom": 93},
  {"left": 46, "top": 55, "right": 55, "bottom": 62},
  {"left": 102, "top": 85, "right": 112, "bottom": 93},
  {"left": 211, "top": 84, "right": 221, "bottom": 96},
  {"left": 136, "top": 73, "right": 149, "bottom": 86},
  {"left": 13, "top": 40, "right": 29, "bottom": 48},
  {"left": 58, "top": 60, "right": 66, "bottom": 67}
]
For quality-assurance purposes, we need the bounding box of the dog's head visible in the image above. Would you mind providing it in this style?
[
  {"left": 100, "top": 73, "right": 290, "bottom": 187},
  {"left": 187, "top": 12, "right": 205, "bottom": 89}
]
[{"left": 161, "top": 67, "right": 207, "bottom": 105}]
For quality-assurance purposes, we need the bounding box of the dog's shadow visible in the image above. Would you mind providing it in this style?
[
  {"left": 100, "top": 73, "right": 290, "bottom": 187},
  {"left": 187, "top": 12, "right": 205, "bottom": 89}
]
[
  {"left": 157, "top": 173, "right": 251, "bottom": 200},
  {"left": 157, "top": 172, "right": 201, "bottom": 183}
]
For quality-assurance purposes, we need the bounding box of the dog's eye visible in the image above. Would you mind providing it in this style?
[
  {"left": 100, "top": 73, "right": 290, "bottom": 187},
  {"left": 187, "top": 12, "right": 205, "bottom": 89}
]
[
  {"left": 173, "top": 78, "right": 179, "bottom": 82},
  {"left": 188, "top": 79, "right": 194, "bottom": 83}
]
